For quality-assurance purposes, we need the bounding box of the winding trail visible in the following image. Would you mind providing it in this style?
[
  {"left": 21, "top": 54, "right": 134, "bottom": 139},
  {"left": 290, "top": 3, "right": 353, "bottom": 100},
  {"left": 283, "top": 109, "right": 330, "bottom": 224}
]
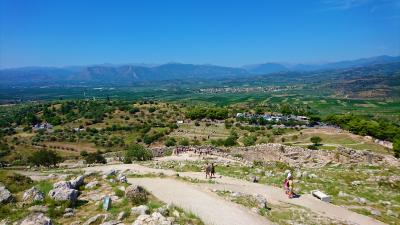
[
  {"left": 131, "top": 177, "right": 271, "bottom": 225},
  {"left": 83, "top": 163, "right": 386, "bottom": 225}
]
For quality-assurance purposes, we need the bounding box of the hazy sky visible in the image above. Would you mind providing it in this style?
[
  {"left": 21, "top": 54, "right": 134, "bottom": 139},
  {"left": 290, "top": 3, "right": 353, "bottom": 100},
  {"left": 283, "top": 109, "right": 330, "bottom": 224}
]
[{"left": 0, "top": 0, "right": 399, "bottom": 68}]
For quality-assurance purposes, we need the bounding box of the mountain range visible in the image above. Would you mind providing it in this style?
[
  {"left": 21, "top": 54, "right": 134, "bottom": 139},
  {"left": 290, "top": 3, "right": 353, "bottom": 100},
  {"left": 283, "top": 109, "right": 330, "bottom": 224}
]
[{"left": 0, "top": 55, "right": 399, "bottom": 86}]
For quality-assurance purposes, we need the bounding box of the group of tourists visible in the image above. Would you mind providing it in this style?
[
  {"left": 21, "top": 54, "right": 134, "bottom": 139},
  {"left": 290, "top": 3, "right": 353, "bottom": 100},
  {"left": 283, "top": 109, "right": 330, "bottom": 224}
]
[{"left": 173, "top": 146, "right": 217, "bottom": 156}]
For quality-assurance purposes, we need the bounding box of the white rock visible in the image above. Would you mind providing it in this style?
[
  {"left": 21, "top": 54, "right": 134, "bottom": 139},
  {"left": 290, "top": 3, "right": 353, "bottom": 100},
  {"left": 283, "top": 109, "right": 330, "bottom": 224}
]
[
  {"left": 0, "top": 184, "right": 13, "bottom": 204},
  {"left": 131, "top": 205, "right": 149, "bottom": 215},
  {"left": 338, "top": 191, "right": 350, "bottom": 198},
  {"left": 370, "top": 210, "right": 381, "bottom": 216},
  {"left": 117, "top": 211, "right": 127, "bottom": 220},
  {"left": 48, "top": 187, "right": 79, "bottom": 204},
  {"left": 85, "top": 181, "right": 99, "bottom": 189},
  {"left": 23, "top": 187, "right": 45, "bottom": 202},
  {"left": 83, "top": 214, "right": 107, "bottom": 225},
  {"left": 387, "top": 209, "right": 398, "bottom": 218},
  {"left": 308, "top": 174, "right": 318, "bottom": 179},
  {"left": 70, "top": 176, "right": 85, "bottom": 189},
  {"left": 353, "top": 197, "right": 367, "bottom": 204},
  {"left": 53, "top": 181, "right": 72, "bottom": 189},
  {"left": 28, "top": 205, "right": 49, "bottom": 213},
  {"left": 20, "top": 213, "right": 52, "bottom": 225}
]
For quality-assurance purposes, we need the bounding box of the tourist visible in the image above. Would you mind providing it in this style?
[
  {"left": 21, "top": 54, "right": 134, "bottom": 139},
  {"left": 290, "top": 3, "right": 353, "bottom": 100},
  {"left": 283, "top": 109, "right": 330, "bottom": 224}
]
[
  {"left": 211, "top": 163, "right": 216, "bottom": 178},
  {"left": 288, "top": 176, "right": 294, "bottom": 199},
  {"left": 284, "top": 172, "right": 292, "bottom": 196},
  {"left": 205, "top": 163, "right": 211, "bottom": 178}
]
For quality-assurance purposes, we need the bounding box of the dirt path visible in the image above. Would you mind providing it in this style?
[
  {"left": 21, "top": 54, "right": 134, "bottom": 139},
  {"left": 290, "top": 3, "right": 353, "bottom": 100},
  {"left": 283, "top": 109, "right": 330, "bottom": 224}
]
[
  {"left": 83, "top": 163, "right": 385, "bottom": 225},
  {"left": 130, "top": 177, "right": 272, "bottom": 225}
]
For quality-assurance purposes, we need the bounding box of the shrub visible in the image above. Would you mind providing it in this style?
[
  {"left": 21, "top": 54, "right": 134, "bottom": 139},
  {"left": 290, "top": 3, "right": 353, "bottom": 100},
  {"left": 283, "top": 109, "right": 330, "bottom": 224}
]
[
  {"left": 179, "top": 138, "right": 190, "bottom": 146},
  {"left": 84, "top": 151, "right": 106, "bottom": 164},
  {"left": 253, "top": 160, "right": 263, "bottom": 166},
  {"left": 307, "top": 145, "right": 318, "bottom": 150},
  {"left": 126, "top": 185, "right": 148, "bottom": 205},
  {"left": 224, "top": 136, "right": 237, "bottom": 147},
  {"left": 29, "top": 149, "right": 62, "bottom": 167},
  {"left": 0, "top": 171, "right": 33, "bottom": 193},
  {"left": 0, "top": 142, "right": 11, "bottom": 158},
  {"left": 242, "top": 135, "right": 257, "bottom": 146},
  {"left": 114, "top": 188, "right": 125, "bottom": 198},
  {"left": 80, "top": 150, "right": 88, "bottom": 157},
  {"left": 165, "top": 138, "right": 176, "bottom": 147},
  {"left": 129, "top": 107, "right": 140, "bottom": 114},
  {"left": 211, "top": 138, "right": 224, "bottom": 146},
  {"left": 393, "top": 136, "right": 400, "bottom": 158},
  {"left": 310, "top": 136, "right": 322, "bottom": 146},
  {"left": 125, "top": 144, "right": 153, "bottom": 162}
]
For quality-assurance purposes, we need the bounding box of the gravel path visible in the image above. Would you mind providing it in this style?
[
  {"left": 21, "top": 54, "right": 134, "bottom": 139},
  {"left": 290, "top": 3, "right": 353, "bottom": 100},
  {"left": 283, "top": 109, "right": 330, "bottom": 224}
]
[
  {"left": 83, "top": 163, "right": 385, "bottom": 225},
  {"left": 130, "top": 177, "right": 272, "bottom": 225}
]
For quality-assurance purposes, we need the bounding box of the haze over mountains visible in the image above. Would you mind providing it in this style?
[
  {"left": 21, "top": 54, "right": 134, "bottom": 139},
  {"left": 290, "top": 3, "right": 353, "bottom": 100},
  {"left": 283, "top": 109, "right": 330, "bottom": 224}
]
[{"left": 1, "top": 55, "right": 399, "bottom": 86}]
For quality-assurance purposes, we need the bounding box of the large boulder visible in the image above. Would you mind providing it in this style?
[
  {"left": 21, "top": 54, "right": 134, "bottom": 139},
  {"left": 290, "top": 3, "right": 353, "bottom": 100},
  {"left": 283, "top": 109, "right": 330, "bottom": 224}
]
[
  {"left": 53, "top": 181, "right": 72, "bottom": 189},
  {"left": 23, "top": 187, "right": 45, "bottom": 202},
  {"left": 70, "top": 175, "right": 85, "bottom": 189},
  {"left": 48, "top": 187, "right": 79, "bottom": 204},
  {"left": 125, "top": 185, "right": 147, "bottom": 204},
  {"left": 20, "top": 213, "right": 52, "bottom": 225},
  {"left": 0, "top": 184, "right": 13, "bottom": 204}
]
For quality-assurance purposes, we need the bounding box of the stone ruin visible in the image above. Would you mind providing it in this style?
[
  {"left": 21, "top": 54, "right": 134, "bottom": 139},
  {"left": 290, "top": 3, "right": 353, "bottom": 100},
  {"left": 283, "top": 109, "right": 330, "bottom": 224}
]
[{"left": 227, "top": 143, "right": 399, "bottom": 168}]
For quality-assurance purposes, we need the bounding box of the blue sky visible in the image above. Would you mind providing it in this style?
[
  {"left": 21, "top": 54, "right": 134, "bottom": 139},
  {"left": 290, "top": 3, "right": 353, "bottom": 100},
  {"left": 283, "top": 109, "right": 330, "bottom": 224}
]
[{"left": 0, "top": 0, "right": 399, "bottom": 68}]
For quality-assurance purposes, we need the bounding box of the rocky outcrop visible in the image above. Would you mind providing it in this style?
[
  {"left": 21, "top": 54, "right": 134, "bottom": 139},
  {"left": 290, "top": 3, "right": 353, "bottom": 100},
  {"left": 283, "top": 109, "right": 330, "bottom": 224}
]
[
  {"left": 133, "top": 212, "right": 171, "bottom": 225},
  {"left": 53, "top": 181, "right": 73, "bottom": 189},
  {"left": 20, "top": 213, "right": 52, "bottom": 225},
  {"left": 125, "top": 185, "right": 147, "bottom": 204},
  {"left": 0, "top": 184, "right": 13, "bottom": 204},
  {"left": 23, "top": 187, "right": 45, "bottom": 202}
]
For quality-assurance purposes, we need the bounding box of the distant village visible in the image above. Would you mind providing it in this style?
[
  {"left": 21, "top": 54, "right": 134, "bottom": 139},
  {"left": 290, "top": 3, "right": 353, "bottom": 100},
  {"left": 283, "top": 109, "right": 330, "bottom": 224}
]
[{"left": 198, "top": 86, "right": 297, "bottom": 94}]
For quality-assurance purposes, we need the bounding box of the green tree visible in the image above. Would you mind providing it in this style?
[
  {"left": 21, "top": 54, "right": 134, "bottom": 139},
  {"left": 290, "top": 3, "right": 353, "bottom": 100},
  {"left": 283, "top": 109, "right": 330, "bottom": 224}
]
[
  {"left": 310, "top": 136, "right": 322, "bottom": 146},
  {"left": 125, "top": 144, "right": 153, "bottom": 163},
  {"left": 29, "top": 149, "right": 62, "bottom": 167}
]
